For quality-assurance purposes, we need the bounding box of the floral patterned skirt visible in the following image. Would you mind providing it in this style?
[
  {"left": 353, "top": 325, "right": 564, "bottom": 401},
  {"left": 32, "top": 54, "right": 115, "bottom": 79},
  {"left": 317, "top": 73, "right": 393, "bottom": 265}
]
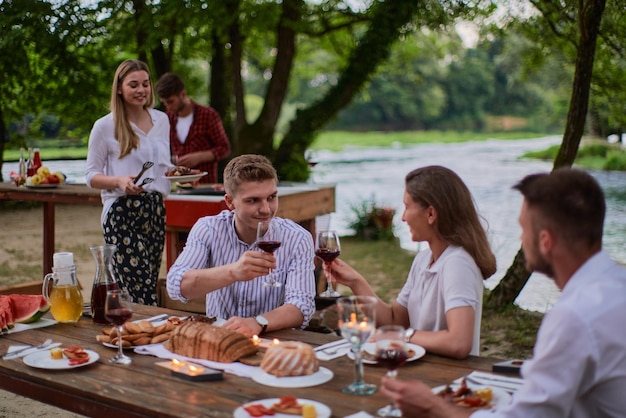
[{"left": 103, "top": 192, "right": 165, "bottom": 305}]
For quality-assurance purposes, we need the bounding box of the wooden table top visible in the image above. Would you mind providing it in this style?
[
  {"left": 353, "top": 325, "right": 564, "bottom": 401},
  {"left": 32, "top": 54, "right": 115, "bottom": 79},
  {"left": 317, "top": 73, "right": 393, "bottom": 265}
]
[{"left": 0, "top": 304, "right": 500, "bottom": 417}]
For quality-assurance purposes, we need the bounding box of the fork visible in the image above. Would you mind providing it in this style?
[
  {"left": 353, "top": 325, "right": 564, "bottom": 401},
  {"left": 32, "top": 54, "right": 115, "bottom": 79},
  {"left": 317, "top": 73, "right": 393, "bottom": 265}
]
[
  {"left": 133, "top": 161, "right": 154, "bottom": 184},
  {"left": 2, "top": 338, "right": 53, "bottom": 359}
]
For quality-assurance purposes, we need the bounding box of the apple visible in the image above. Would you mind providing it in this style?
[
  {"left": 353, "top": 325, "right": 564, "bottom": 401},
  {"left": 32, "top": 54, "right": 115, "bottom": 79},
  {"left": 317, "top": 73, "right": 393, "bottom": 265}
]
[
  {"left": 48, "top": 174, "right": 60, "bottom": 184},
  {"left": 40, "top": 176, "right": 50, "bottom": 185},
  {"left": 30, "top": 174, "right": 42, "bottom": 185},
  {"left": 52, "top": 171, "right": 65, "bottom": 184}
]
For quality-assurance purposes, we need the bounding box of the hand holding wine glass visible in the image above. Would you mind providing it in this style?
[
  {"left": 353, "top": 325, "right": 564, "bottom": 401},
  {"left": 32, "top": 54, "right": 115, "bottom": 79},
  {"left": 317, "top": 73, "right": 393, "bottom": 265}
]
[
  {"left": 316, "top": 230, "right": 341, "bottom": 297},
  {"left": 375, "top": 325, "right": 407, "bottom": 416},
  {"left": 105, "top": 289, "right": 133, "bottom": 365},
  {"left": 256, "top": 220, "right": 282, "bottom": 288}
]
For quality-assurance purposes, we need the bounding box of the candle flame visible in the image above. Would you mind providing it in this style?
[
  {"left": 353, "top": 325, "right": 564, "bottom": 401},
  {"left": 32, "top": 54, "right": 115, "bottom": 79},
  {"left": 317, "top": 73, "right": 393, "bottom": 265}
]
[
  {"left": 171, "top": 358, "right": 185, "bottom": 367},
  {"left": 252, "top": 335, "right": 259, "bottom": 346},
  {"left": 350, "top": 312, "right": 357, "bottom": 323},
  {"left": 188, "top": 365, "right": 204, "bottom": 373},
  {"left": 272, "top": 338, "right": 280, "bottom": 345}
]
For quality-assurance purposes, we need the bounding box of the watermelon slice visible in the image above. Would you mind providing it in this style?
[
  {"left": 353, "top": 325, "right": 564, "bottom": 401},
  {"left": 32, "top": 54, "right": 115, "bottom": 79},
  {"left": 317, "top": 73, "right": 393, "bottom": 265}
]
[
  {"left": 0, "top": 295, "right": 15, "bottom": 331},
  {"left": 9, "top": 295, "right": 50, "bottom": 324}
]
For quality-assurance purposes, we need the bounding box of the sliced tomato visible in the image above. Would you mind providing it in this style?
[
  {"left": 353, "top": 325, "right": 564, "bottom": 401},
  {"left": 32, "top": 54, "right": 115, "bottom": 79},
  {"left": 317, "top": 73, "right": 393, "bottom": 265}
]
[
  {"left": 68, "top": 357, "right": 90, "bottom": 366},
  {"left": 277, "top": 395, "right": 298, "bottom": 408}
]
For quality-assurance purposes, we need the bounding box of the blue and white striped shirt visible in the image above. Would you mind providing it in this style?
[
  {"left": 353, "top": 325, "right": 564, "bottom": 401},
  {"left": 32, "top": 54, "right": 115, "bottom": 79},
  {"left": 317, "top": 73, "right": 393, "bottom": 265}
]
[{"left": 166, "top": 210, "right": 316, "bottom": 327}]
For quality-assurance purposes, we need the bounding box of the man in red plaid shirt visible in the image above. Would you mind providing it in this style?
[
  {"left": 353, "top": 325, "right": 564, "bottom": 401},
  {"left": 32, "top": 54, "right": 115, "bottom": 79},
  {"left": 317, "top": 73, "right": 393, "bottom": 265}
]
[{"left": 156, "top": 73, "right": 231, "bottom": 183}]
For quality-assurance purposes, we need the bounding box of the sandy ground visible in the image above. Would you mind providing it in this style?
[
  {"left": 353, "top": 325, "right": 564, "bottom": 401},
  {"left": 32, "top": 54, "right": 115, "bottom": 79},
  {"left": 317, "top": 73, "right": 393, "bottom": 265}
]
[{"left": 0, "top": 203, "right": 166, "bottom": 418}]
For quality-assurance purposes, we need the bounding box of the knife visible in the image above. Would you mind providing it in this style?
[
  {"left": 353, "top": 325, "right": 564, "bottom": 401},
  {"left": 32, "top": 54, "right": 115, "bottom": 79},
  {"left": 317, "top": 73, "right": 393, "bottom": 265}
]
[{"left": 3, "top": 342, "right": 62, "bottom": 360}]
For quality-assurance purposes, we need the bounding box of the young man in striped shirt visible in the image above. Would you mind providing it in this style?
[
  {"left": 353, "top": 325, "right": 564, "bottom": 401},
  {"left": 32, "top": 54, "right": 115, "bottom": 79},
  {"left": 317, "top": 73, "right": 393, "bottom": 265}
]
[{"left": 166, "top": 154, "right": 316, "bottom": 336}]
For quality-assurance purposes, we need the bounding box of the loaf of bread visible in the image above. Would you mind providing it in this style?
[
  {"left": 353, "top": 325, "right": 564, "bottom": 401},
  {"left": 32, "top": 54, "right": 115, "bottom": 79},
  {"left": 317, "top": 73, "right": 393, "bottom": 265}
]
[{"left": 164, "top": 322, "right": 257, "bottom": 363}]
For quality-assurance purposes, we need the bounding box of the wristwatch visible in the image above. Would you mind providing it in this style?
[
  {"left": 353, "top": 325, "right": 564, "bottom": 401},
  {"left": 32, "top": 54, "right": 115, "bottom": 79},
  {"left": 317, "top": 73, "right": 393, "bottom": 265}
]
[
  {"left": 255, "top": 315, "right": 269, "bottom": 334},
  {"left": 405, "top": 328, "right": 415, "bottom": 343}
]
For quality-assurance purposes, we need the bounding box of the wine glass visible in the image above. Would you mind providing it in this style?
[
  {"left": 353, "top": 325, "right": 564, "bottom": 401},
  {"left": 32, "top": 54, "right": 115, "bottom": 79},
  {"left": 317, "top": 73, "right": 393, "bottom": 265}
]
[
  {"left": 337, "top": 295, "right": 377, "bottom": 395},
  {"left": 375, "top": 325, "right": 408, "bottom": 417},
  {"left": 256, "top": 220, "right": 282, "bottom": 288},
  {"left": 316, "top": 230, "right": 341, "bottom": 297},
  {"left": 105, "top": 289, "right": 133, "bottom": 365}
]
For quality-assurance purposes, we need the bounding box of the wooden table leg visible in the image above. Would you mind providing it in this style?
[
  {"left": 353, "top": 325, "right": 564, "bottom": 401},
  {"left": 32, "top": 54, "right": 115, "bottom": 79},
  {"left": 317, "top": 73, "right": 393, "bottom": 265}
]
[{"left": 42, "top": 201, "right": 55, "bottom": 276}]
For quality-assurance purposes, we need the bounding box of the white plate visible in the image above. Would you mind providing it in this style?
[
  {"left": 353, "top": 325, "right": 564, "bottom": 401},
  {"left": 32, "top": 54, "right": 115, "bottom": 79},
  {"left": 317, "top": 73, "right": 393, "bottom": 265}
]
[
  {"left": 234, "top": 398, "right": 331, "bottom": 418},
  {"left": 24, "top": 184, "right": 59, "bottom": 189},
  {"left": 431, "top": 384, "right": 512, "bottom": 409},
  {"left": 252, "top": 367, "right": 333, "bottom": 388},
  {"left": 348, "top": 342, "right": 426, "bottom": 365},
  {"left": 23, "top": 349, "right": 99, "bottom": 370},
  {"left": 163, "top": 172, "right": 207, "bottom": 183}
]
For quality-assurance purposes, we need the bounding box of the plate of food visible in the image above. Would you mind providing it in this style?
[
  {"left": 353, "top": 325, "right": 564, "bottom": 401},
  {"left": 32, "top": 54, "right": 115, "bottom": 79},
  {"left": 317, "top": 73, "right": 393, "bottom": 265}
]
[
  {"left": 348, "top": 342, "right": 426, "bottom": 365},
  {"left": 23, "top": 347, "right": 99, "bottom": 370},
  {"left": 432, "top": 380, "right": 512, "bottom": 409},
  {"left": 164, "top": 166, "right": 207, "bottom": 183},
  {"left": 251, "top": 367, "right": 333, "bottom": 388},
  {"left": 234, "top": 396, "right": 331, "bottom": 418}
]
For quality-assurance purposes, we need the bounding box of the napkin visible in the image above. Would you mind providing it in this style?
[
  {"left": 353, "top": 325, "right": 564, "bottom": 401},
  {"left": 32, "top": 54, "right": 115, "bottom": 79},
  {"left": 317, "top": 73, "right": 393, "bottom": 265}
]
[
  {"left": 134, "top": 343, "right": 258, "bottom": 378},
  {"left": 455, "top": 371, "right": 524, "bottom": 392}
]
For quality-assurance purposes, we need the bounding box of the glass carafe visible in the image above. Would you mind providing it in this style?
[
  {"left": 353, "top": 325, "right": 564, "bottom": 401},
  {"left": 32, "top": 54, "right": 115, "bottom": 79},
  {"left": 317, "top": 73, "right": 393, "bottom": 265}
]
[
  {"left": 90, "top": 244, "right": 119, "bottom": 324},
  {"left": 42, "top": 256, "right": 83, "bottom": 323}
]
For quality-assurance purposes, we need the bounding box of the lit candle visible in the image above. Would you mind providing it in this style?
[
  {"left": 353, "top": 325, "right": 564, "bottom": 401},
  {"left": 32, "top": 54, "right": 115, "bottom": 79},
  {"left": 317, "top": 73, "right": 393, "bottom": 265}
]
[
  {"left": 188, "top": 364, "right": 204, "bottom": 375},
  {"left": 350, "top": 312, "right": 357, "bottom": 323},
  {"left": 272, "top": 338, "right": 280, "bottom": 346},
  {"left": 252, "top": 335, "right": 259, "bottom": 346},
  {"left": 171, "top": 358, "right": 185, "bottom": 369}
]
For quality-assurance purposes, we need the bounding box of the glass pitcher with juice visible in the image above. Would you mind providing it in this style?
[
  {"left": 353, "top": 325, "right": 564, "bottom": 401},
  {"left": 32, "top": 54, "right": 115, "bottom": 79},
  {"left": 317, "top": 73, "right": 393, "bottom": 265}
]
[
  {"left": 42, "top": 252, "right": 84, "bottom": 323},
  {"left": 90, "top": 244, "right": 119, "bottom": 324}
]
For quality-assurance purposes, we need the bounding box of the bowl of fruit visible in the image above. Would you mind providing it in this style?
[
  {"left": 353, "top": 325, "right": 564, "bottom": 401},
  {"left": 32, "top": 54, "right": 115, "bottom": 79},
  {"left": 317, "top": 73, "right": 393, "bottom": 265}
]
[{"left": 24, "top": 166, "right": 66, "bottom": 188}]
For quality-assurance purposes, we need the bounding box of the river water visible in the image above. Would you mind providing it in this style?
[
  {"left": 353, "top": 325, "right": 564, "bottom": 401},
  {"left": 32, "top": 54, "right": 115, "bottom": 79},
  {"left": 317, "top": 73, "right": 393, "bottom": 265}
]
[{"left": 5, "top": 135, "right": 626, "bottom": 313}]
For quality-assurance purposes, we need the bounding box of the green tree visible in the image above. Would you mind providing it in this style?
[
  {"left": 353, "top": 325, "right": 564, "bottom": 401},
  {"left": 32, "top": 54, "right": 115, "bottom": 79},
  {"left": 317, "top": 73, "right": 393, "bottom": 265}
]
[
  {"left": 0, "top": 0, "right": 111, "bottom": 181},
  {"left": 488, "top": 0, "right": 608, "bottom": 308}
]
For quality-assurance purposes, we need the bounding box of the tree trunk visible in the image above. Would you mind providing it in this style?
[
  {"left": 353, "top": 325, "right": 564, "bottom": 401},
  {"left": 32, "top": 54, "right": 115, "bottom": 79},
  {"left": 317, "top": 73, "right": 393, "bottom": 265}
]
[
  {"left": 487, "top": 0, "right": 607, "bottom": 309},
  {"left": 275, "top": 0, "right": 421, "bottom": 180},
  {"left": 237, "top": 0, "right": 302, "bottom": 158}
]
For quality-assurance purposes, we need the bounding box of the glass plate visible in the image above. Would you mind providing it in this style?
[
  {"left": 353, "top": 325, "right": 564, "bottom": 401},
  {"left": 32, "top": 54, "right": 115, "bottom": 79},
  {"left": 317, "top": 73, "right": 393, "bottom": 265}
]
[
  {"left": 431, "top": 384, "right": 512, "bottom": 409},
  {"left": 23, "top": 349, "right": 99, "bottom": 369},
  {"left": 347, "top": 342, "right": 426, "bottom": 365},
  {"left": 234, "top": 398, "right": 331, "bottom": 418},
  {"left": 251, "top": 366, "right": 333, "bottom": 388}
]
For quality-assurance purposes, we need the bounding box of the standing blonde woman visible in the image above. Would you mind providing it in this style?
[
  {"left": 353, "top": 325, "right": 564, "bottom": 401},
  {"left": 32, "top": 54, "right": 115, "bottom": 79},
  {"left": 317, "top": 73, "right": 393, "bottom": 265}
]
[
  {"left": 86, "top": 59, "right": 172, "bottom": 305},
  {"left": 326, "top": 165, "right": 496, "bottom": 358}
]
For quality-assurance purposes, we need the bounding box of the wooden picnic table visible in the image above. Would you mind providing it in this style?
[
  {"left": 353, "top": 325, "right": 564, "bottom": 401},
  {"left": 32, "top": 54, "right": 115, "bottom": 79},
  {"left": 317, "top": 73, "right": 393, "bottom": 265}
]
[
  {"left": 0, "top": 182, "right": 335, "bottom": 278},
  {"left": 0, "top": 304, "right": 502, "bottom": 417}
]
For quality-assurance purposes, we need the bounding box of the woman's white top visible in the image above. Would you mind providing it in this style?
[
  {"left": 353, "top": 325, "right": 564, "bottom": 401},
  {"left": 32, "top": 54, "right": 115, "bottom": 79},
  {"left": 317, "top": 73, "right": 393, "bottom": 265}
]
[
  {"left": 396, "top": 245, "right": 483, "bottom": 356},
  {"left": 85, "top": 109, "right": 172, "bottom": 224}
]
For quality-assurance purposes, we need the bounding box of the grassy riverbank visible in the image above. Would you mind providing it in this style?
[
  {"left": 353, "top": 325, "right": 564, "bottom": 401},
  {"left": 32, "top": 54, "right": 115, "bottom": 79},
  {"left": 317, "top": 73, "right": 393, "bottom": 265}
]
[{"left": 3, "top": 130, "right": 549, "bottom": 161}]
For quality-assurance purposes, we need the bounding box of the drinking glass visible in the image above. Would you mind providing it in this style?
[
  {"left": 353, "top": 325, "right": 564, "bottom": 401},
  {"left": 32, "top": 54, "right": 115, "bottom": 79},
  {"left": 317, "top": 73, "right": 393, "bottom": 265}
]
[
  {"left": 316, "top": 230, "right": 341, "bottom": 297},
  {"left": 337, "top": 295, "right": 377, "bottom": 395},
  {"left": 375, "top": 325, "right": 407, "bottom": 417},
  {"left": 105, "top": 289, "right": 133, "bottom": 365},
  {"left": 256, "top": 220, "right": 282, "bottom": 287}
]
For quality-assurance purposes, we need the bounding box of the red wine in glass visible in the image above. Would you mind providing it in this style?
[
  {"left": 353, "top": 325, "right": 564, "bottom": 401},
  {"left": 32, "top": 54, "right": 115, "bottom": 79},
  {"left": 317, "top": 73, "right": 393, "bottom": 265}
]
[
  {"left": 376, "top": 347, "right": 408, "bottom": 370},
  {"left": 315, "top": 248, "right": 340, "bottom": 263},
  {"left": 257, "top": 240, "right": 282, "bottom": 253},
  {"left": 105, "top": 308, "right": 133, "bottom": 326}
]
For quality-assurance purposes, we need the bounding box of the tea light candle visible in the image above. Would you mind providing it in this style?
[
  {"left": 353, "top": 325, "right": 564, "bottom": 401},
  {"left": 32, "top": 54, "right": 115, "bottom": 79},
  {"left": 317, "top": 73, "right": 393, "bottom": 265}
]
[
  {"left": 170, "top": 358, "right": 185, "bottom": 370},
  {"left": 252, "top": 335, "right": 259, "bottom": 346},
  {"left": 272, "top": 338, "right": 280, "bottom": 346},
  {"left": 188, "top": 364, "right": 204, "bottom": 375}
]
